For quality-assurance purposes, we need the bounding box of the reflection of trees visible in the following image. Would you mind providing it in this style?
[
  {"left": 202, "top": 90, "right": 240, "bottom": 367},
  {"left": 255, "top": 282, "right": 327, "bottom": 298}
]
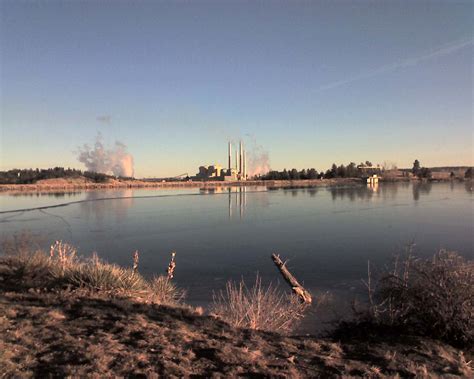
[
  {"left": 307, "top": 187, "right": 318, "bottom": 197},
  {"left": 464, "top": 181, "right": 473, "bottom": 194},
  {"left": 80, "top": 190, "right": 134, "bottom": 223},
  {"left": 11, "top": 191, "right": 82, "bottom": 199},
  {"left": 281, "top": 186, "right": 320, "bottom": 198},
  {"left": 329, "top": 186, "right": 375, "bottom": 202},
  {"left": 412, "top": 182, "right": 432, "bottom": 201},
  {"left": 377, "top": 183, "right": 399, "bottom": 200}
]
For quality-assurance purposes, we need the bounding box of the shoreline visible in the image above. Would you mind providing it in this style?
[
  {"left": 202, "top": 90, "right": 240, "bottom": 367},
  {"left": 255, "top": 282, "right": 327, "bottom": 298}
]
[
  {"left": 1, "top": 253, "right": 472, "bottom": 377},
  {"left": 0, "top": 178, "right": 365, "bottom": 193}
]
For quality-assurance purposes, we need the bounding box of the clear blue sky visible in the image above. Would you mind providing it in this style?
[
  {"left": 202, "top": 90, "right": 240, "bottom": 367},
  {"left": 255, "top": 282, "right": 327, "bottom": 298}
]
[{"left": 1, "top": 0, "right": 472, "bottom": 177}]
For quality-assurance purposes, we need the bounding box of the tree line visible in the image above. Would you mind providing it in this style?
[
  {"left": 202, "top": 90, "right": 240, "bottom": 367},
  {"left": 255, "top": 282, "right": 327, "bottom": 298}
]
[
  {"left": 260, "top": 161, "right": 381, "bottom": 180},
  {"left": 0, "top": 167, "right": 112, "bottom": 184}
]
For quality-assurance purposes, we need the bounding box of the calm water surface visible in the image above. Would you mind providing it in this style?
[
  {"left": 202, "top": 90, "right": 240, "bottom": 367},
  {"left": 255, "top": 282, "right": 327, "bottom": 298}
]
[{"left": 1, "top": 182, "right": 473, "bottom": 312}]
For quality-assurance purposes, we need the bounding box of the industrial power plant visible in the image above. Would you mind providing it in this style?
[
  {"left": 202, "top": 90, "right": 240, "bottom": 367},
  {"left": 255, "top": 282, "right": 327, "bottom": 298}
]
[{"left": 195, "top": 141, "right": 248, "bottom": 181}]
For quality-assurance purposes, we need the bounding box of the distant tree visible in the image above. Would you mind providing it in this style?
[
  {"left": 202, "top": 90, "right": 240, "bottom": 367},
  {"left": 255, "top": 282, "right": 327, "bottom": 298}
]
[
  {"left": 0, "top": 167, "right": 110, "bottom": 184},
  {"left": 412, "top": 160, "right": 421, "bottom": 176},
  {"left": 282, "top": 169, "right": 290, "bottom": 180},
  {"left": 330, "top": 163, "right": 337, "bottom": 178},
  {"left": 308, "top": 168, "right": 318, "bottom": 179},
  {"left": 289, "top": 168, "right": 300, "bottom": 180},
  {"left": 365, "top": 160, "right": 373, "bottom": 167},
  {"left": 465, "top": 168, "right": 473, "bottom": 179},
  {"left": 382, "top": 161, "right": 397, "bottom": 171},
  {"left": 418, "top": 167, "right": 432, "bottom": 179},
  {"left": 336, "top": 164, "right": 346, "bottom": 178},
  {"left": 345, "top": 162, "right": 358, "bottom": 178}
]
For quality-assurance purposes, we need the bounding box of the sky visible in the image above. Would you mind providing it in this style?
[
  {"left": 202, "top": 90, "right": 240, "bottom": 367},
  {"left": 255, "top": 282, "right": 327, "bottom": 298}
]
[{"left": 1, "top": 0, "right": 472, "bottom": 177}]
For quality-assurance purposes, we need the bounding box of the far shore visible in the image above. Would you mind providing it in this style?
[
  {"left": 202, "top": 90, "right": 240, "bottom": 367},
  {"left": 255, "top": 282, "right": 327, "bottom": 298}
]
[
  {"left": 1, "top": 175, "right": 464, "bottom": 194},
  {"left": 0, "top": 177, "right": 367, "bottom": 193}
]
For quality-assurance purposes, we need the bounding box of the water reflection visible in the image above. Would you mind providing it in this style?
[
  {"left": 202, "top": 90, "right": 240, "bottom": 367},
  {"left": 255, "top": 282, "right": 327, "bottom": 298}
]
[
  {"left": 10, "top": 191, "right": 82, "bottom": 198},
  {"left": 412, "top": 182, "right": 432, "bottom": 201},
  {"left": 465, "top": 181, "right": 473, "bottom": 194},
  {"left": 199, "top": 186, "right": 272, "bottom": 219},
  {"left": 329, "top": 186, "right": 375, "bottom": 201},
  {"left": 228, "top": 187, "right": 247, "bottom": 219},
  {"left": 80, "top": 189, "right": 134, "bottom": 223}
]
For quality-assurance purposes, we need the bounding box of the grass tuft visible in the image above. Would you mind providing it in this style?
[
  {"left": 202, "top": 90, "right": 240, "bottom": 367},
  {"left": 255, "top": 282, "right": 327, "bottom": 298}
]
[
  {"left": 148, "top": 276, "right": 186, "bottom": 305},
  {"left": 0, "top": 236, "right": 184, "bottom": 305}
]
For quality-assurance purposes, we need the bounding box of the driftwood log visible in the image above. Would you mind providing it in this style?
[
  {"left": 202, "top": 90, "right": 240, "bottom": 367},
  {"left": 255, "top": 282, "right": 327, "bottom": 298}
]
[{"left": 271, "top": 253, "right": 312, "bottom": 304}]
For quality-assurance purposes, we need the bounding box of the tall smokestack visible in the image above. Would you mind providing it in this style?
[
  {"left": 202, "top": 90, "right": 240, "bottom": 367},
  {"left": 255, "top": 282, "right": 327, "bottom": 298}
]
[
  {"left": 239, "top": 141, "right": 243, "bottom": 175},
  {"left": 235, "top": 149, "right": 238, "bottom": 171},
  {"left": 228, "top": 141, "right": 232, "bottom": 171}
]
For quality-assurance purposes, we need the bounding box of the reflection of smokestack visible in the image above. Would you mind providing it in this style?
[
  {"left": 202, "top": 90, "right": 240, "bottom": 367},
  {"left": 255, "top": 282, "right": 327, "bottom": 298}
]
[
  {"left": 228, "top": 187, "right": 232, "bottom": 218},
  {"left": 239, "top": 141, "right": 243, "bottom": 175},
  {"left": 239, "top": 187, "right": 243, "bottom": 219},
  {"left": 228, "top": 142, "right": 232, "bottom": 171},
  {"left": 243, "top": 150, "right": 246, "bottom": 179}
]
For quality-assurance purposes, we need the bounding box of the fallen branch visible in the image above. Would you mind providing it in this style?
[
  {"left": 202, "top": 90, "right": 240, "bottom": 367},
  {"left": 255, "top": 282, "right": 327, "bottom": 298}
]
[{"left": 271, "top": 253, "right": 312, "bottom": 304}]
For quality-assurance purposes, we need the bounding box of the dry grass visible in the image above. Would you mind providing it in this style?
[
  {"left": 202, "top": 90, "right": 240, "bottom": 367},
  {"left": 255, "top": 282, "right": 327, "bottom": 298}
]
[
  {"left": 211, "top": 276, "right": 308, "bottom": 334},
  {"left": 355, "top": 248, "right": 473, "bottom": 347},
  {"left": 148, "top": 275, "right": 186, "bottom": 304},
  {"left": 0, "top": 236, "right": 183, "bottom": 306}
]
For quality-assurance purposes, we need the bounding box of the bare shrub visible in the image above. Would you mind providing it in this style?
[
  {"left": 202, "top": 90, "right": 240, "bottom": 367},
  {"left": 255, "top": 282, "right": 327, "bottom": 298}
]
[
  {"left": 357, "top": 249, "right": 474, "bottom": 347},
  {"left": 211, "top": 276, "right": 307, "bottom": 334}
]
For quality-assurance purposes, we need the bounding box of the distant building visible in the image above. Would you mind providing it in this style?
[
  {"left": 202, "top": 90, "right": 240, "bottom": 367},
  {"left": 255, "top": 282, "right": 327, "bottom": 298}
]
[
  {"left": 194, "top": 141, "right": 248, "bottom": 181},
  {"left": 196, "top": 164, "right": 223, "bottom": 180},
  {"left": 383, "top": 169, "right": 411, "bottom": 179}
]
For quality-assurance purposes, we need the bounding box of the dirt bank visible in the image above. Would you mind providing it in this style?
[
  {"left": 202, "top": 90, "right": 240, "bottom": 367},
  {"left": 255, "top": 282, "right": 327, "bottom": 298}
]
[{"left": 1, "top": 290, "right": 472, "bottom": 377}]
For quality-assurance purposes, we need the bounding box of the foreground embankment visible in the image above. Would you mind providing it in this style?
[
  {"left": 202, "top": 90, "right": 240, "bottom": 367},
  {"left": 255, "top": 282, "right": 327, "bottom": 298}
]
[
  {"left": 0, "top": 177, "right": 363, "bottom": 192},
  {"left": 2, "top": 289, "right": 471, "bottom": 378},
  {"left": 0, "top": 245, "right": 472, "bottom": 377}
]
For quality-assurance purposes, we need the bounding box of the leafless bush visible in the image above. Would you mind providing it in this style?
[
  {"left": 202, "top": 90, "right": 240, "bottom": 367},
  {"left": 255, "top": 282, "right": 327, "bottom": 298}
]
[
  {"left": 357, "top": 248, "right": 473, "bottom": 347},
  {"left": 211, "top": 276, "right": 308, "bottom": 334}
]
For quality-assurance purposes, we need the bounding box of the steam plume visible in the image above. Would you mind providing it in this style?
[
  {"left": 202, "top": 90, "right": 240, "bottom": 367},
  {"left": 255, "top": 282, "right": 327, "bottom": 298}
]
[
  {"left": 77, "top": 134, "right": 134, "bottom": 177},
  {"left": 245, "top": 137, "right": 270, "bottom": 177}
]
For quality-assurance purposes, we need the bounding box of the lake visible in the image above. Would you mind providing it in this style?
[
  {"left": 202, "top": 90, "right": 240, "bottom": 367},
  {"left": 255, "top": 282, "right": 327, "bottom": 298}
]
[{"left": 1, "top": 181, "right": 472, "bottom": 323}]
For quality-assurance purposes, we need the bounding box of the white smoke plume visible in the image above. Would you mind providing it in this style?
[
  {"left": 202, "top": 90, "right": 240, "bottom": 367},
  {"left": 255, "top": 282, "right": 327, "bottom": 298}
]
[
  {"left": 245, "top": 136, "right": 271, "bottom": 177},
  {"left": 77, "top": 134, "right": 134, "bottom": 177}
]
